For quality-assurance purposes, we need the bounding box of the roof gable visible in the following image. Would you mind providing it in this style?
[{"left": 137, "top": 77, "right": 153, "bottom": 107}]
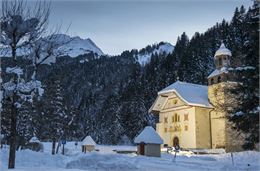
[
  {"left": 158, "top": 81, "right": 212, "bottom": 108},
  {"left": 82, "top": 136, "right": 96, "bottom": 146},
  {"left": 134, "top": 126, "right": 163, "bottom": 144},
  {"left": 29, "top": 136, "right": 40, "bottom": 143},
  {"left": 162, "top": 95, "right": 186, "bottom": 110}
]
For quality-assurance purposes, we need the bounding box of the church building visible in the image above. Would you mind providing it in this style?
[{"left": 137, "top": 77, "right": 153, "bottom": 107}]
[{"left": 149, "top": 43, "right": 243, "bottom": 152}]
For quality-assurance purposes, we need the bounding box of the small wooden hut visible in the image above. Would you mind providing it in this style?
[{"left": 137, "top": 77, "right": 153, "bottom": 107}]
[
  {"left": 134, "top": 126, "right": 163, "bottom": 157},
  {"left": 81, "top": 136, "right": 96, "bottom": 153},
  {"left": 22, "top": 136, "right": 43, "bottom": 152}
]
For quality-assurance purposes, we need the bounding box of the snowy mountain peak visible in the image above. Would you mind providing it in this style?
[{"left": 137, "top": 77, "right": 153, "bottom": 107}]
[
  {"left": 136, "top": 42, "right": 174, "bottom": 65},
  {"left": 0, "top": 34, "right": 104, "bottom": 59},
  {"left": 51, "top": 34, "right": 104, "bottom": 58}
]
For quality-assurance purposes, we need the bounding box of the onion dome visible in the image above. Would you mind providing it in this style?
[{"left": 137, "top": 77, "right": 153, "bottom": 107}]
[{"left": 214, "top": 43, "right": 232, "bottom": 58}]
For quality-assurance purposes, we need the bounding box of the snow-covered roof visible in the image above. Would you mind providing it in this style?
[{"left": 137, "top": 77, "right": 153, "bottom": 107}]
[
  {"left": 29, "top": 136, "right": 40, "bottom": 143},
  {"left": 158, "top": 81, "right": 212, "bottom": 108},
  {"left": 207, "top": 67, "right": 229, "bottom": 78},
  {"left": 214, "top": 43, "right": 232, "bottom": 58},
  {"left": 208, "top": 66, "right": 256, "bottom": 79},
  {"left": 134, "top": 126, "right": 163, "bottom": 144},
  {"left": 82, "top": 136, "right": 96, "bottom": 146}
]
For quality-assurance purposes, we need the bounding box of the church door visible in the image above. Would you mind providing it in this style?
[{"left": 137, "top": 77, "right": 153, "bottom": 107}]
[{"left": 173, "top": 137, "right": 180, "bottom": 150}]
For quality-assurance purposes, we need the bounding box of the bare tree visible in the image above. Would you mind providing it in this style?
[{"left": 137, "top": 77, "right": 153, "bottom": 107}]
[{"left": 0, "top": 0, "right": 64, "bottom": 168}]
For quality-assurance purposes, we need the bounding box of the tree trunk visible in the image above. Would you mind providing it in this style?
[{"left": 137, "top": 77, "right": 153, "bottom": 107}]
[
  {"left": 8, "top": 98, "right": 17, "bottom": 169},
  {"left": 52, "top": 139, "right": 56, "bottom": 155},
  {"left": 56, "top": 141, "right": 60, "bottom": 154},
  {"left": 8, "top": 45, "right": 18, "bottom": 169}
]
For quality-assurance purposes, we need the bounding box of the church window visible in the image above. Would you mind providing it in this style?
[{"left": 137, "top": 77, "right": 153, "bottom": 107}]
[
  {"left": 164, "top": 128, "right": 167, "bottom": 132},
  {"left": 164, "top": 117, "right": 168, "bottom": 123},
  {"left": 174, "top": 113, "right": 178, "bottom": 122},
  {"left": 184, "top": 114, "right": 189, "bottom": 121},
  {"left": 185, "top": 125, "right": 188, "bottom": 131},
  {"left": 218, "top": 58, "right": 222, "bottom": 66},
  {"left": 172, "top": 113, "right": 181, "bottom": 123},
  {"left": 217, "top": 76, "right": 221, "bottom": 83}
]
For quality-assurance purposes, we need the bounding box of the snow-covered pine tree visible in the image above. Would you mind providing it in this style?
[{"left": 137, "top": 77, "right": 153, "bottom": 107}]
[
  {"left": 181, "top": 32, "right": 214, "bottom": 84},
  {"left": 63, "top": 106, "right": 79, "bottom": 141},
  {"left": 98, "top": 94, "right": 123, "bottom": 144},
  {"left": 16, "top": 101, "right": 34, "bottom": 148},
  {"left": 0, "top": 96, "right": 12, "bottom": 142},
  {"left": 40, "top": 77, "right": 68, "bottom": 154},
  {"left": 229, "top": 6, "right": 247, "bottom": 66},
  {"left": 170, "top": 32, "right": 189, "bottom": 82},
  {"left": 119, "top": 67, "right": 149, "bottom": 140},
  {"left": 226, "top": 1, "right": 259, "bottom": 150},
  {"left": 77, "top": 92, "right": 95, "bottom": 140}
]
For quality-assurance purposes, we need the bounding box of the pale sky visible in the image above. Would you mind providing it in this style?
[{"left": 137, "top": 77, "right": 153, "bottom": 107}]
[{"left": 8, "top": 0, "right": 255, "bottom": 55}]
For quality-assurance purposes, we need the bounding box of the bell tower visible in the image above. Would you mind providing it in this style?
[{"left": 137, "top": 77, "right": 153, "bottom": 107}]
[
  {"left": 208, "top": 42, "right": 232, "bottom": 85},
  {"left": 214, "top": 43, "right": 231, "bottom": 69},
  {"left": 207, "top": 43, "right": 243, "bottom": 152}
]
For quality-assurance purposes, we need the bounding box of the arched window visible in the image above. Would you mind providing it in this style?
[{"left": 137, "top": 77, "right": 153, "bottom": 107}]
[
  {"left": 211, "top": 78, "right": 214, "bottom": 85},
  {"left": 218, "top": 58, "right": 222, "bottom": 66},
  {"left": 217, "top": 76, "right": 221, "bottom": 83}
]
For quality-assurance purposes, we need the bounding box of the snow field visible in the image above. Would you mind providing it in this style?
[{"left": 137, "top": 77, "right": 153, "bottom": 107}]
[{"left": 1, "top": 142, "right": 260, "bottom": 171}]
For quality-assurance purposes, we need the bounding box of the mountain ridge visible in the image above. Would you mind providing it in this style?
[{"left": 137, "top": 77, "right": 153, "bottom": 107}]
[
  {"left": 0, "top": 34, "right": 104, "bottom": 58},
  {"left": 0, "top": 34, "right": 174, "bottom": 65}
]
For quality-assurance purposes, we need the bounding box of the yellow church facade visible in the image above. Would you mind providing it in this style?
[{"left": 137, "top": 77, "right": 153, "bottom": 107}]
[
  {"left": 149, "top": 81, "right": 213, "bottom": 149},
  {"left": 150, "top": 43, "right": 243, "bottom": 152}
]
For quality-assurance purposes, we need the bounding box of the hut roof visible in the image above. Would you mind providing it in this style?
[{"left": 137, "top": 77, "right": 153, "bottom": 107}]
[
  {"left": 134, "top": 126, "right": 163, "bottom": 144},
  {"left": 82, "top": 136, "right": 96, "bottom": 146},
  {"left": 29, "top": 136, "right": 40, "bottom": 143}
]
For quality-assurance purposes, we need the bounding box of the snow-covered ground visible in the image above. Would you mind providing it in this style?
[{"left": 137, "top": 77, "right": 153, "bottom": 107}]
[{"left": 1, "top": 142, "right": 260, "bottom": 171}]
